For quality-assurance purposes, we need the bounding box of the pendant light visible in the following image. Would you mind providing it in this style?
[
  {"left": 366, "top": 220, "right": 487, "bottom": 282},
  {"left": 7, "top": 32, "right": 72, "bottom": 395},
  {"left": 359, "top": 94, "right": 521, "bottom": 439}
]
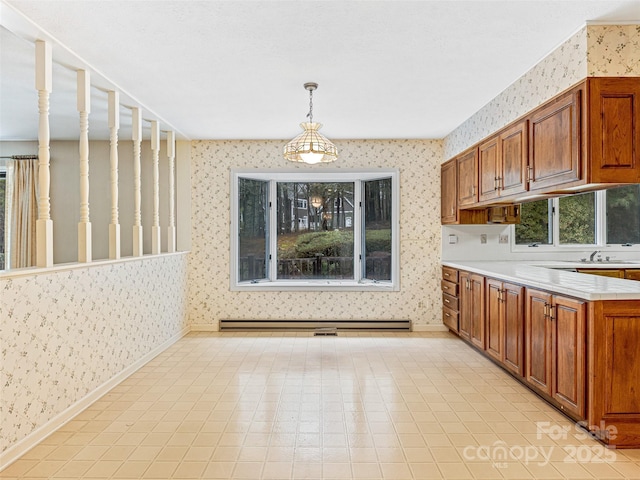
[{"left": 283, "top": 82, "right": 338, "bottom": 164}]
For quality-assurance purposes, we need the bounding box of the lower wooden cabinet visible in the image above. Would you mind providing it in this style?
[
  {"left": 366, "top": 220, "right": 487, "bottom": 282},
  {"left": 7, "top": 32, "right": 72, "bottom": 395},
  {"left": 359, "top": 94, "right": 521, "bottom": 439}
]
[
  {"left": 486, "top": 279, "right": 524, "bottom": 375},
  {"left": 525, "top": 289, "right": 586, "bottom": 418},
  {"left": 459, "top": 271, "right": 485, "bottom": 348},
  {"left": 444, "top": 265, "right": 640, "bottom": 447}
]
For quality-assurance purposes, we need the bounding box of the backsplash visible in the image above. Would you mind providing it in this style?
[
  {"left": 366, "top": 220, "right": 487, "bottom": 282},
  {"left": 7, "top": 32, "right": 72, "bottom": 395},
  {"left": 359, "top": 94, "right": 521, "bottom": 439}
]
[
  {"left": 0, "top": 254, "right": 189, "bottom": 456},
  {"left": 188, "top": 139, "right": 444, "bottom": 330}
]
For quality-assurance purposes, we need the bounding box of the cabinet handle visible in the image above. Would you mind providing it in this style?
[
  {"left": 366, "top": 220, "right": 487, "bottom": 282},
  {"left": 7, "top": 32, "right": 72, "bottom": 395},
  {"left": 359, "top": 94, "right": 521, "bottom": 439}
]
[
  {"left": 444, "top": 273, "right": 450, "bottom": 277},
  {"left": 526, "top": 165, "right": 533, "bottom": 183},
  {"left": 549, "top": 305, "right": 555, "bottom": 321},
  {"left": 445, "top": 313, "right": 451, "bottom": 317},
  {"left": 444, "top": 298, "right": 450, "bottom": 304}
]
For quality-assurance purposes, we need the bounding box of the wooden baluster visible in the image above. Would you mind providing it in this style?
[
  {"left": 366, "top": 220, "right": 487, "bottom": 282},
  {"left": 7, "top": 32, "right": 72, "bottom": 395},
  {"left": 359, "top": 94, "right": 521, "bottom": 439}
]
[
  {"left": 151, "top": 120, "right": 161, "bottom": 254},
  {"left": 77, "top": 69, "right": 91, "bottom": 263},
  {"left": 35, "top": 40, "right": 53, "bottom": 267},
  {"left": 132, "top": 107, "right": 143, "bottom": 257},
  {"left": 108, "top": 91, "right": 120, "bottom": 259},
  {"left": 167, "top": 130, "right": 176, "bottom": 253}
]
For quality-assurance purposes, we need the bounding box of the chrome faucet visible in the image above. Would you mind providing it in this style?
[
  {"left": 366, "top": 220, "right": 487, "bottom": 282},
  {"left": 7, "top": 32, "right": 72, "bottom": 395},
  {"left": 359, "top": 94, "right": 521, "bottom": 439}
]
[{"left": 589, "top": 250, "right": 599, "bottom": 261}]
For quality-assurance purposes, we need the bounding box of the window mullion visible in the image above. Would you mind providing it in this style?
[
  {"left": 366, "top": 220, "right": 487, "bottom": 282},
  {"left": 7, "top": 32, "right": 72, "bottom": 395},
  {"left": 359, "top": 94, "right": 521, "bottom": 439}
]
[
  {"left": 596, "top": 190, "right": 606, "bottom": 246},
  {"left": 551, "top": 198, "right": 559, "bottom": 246},
  {"left": 269, "top": 180, "right": 278, "bottom": 282},
  {"left": 354, "top": 180, "right": 362, "bottom": 282}
]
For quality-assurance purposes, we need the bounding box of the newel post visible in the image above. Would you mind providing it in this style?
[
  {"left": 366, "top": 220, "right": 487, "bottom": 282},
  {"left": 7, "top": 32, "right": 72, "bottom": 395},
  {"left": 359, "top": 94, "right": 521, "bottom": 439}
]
[
  {"left": 35, "top": 40, "right": 53, "bottom": 267},
  {"left": 167, "top": 130, "right": 176, "bottom": 253},
  {"left": 77, "top": 69, "right": 92, "bottom": 263},
  {"left": 108, "top": 90, "right": 120, "bottom": 259},
  {"left": 151, "top": 120, "right": 161, "bottom": 254},
  {"left": 132, "top": 107, "right": 143, "bottom": 257}
]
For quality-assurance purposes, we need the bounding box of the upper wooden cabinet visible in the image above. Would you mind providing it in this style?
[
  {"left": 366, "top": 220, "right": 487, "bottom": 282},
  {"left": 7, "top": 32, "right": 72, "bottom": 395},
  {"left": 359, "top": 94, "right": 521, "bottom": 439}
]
[
  {"left": 441, "top": 159, "right": 457, "bottom": 224},
  {"left": 441, "top": 77, "right": 640, "bottom": 223},
  {"left": 588, "top": 77, "right": 640, "bottom": 184},
  {"left": 479, "top": 121, "right": 528, "bottom": 202},
  {"left": 457, "top": 148, "right": 478, "bottom": 207},
  {"left": 528, "top": 86, "right": 582, "bottom": 191}
]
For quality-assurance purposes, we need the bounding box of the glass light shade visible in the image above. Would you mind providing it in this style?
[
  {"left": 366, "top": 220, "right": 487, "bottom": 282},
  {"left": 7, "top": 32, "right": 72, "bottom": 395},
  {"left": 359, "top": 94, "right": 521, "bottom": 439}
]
[{"left": 283, "top": 122, "right": 338, "bottom": 164}]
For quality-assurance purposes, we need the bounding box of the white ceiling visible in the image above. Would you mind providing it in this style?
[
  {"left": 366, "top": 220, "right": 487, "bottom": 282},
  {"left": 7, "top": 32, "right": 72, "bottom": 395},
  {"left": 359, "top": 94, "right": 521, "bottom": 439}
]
[{"left": 1, "top": 0, "right": 639, "bottom": 142}]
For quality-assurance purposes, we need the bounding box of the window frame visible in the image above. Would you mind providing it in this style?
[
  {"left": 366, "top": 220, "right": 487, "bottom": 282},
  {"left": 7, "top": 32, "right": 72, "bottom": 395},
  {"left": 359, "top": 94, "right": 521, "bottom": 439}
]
[
  {"left": 511, "top": 189, "right": 640, "bottom": 254},
  {"left": 231, "top": 169, "right": 400, "bottom": 291}
]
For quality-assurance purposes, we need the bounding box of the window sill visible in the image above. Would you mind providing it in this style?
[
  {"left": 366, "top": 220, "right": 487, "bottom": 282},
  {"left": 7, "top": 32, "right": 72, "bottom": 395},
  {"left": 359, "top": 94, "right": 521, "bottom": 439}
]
[{"left": 231, "top": 280, "right": 398, "bottom": 292}]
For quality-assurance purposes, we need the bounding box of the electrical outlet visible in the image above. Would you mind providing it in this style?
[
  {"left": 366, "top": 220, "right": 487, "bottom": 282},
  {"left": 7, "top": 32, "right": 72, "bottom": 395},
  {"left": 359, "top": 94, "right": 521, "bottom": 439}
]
[
  {"left": 480, "top": 234, "right": 487, "bottom": 244},
  {"left": 499, "top": 234, "right": 509, "bottom": 244}
]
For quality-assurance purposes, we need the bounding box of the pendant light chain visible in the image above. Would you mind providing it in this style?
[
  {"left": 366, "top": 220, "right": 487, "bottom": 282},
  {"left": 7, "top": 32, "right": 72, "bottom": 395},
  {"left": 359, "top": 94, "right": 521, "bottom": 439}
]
[{"left": 307, "top": 88, "right": 314, "bottom": 123}]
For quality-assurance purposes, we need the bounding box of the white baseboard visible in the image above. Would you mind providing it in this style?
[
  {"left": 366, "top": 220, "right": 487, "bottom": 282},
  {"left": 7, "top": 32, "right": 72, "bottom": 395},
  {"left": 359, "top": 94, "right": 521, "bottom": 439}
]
[
  {"left": 412, "top": 324, "right": 449, "bottom": 332},
  {"left": 0, "top": 326, "right": 190, "bottom": 472}
]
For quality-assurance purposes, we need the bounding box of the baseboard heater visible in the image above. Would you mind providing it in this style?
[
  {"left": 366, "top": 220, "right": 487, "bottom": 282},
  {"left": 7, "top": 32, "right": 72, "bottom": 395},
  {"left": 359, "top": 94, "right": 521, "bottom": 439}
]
[{"left": 219, "top": 319, "right": 411, "bottom": 332}]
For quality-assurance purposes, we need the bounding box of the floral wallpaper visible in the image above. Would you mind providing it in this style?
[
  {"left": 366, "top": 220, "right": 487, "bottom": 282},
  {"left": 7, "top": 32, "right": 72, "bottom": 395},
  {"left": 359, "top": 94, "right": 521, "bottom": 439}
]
[
  {"left": 0, "top": 253, "right": 189, "bottom": 455},
  {"left": 587, "top": 24, "right": 640, "bottom": 76},
  {"left": 444, "top": 24, "right": 640, "bottom": 160},
  {"left": 188, "top": 139, "right": 443, "bottom": 330}
]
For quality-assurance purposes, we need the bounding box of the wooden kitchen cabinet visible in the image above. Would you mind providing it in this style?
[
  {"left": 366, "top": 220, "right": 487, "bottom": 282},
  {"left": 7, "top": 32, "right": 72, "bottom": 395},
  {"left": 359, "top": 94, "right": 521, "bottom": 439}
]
[
  {"left": 525, "top": 289, "right": 586, "bottom": 418},
  {"left": 479, "top": 121, "right": 528, "bottom": 202},
  {"left": 528, "top": 85, "right": 582, "bottom": 191},
  {"left": 459, "top": 271, "right": 485, "bottom": 348},
  {"left": 486, "top": 278, "right": 525, "bottom": 375},
  {"left": 457, "top": 148, "right": 478, "bottom": 208},
  {"left": 441, "top": 159, "right": 487, "bottom": 225},
  {"left": 577, "top": 268, "right": 625, "bottom": 278},
  {"left": 625, "top": 269, "right": 640, "bottom": 281},
  {"left": 441, "top": 266, "right": 460, "bottom": 332},
  {"left": 588, "top": 77, "right": 640, "bottom": 184},
  {"left": 441, "top": 159, "right": 457, "bottom": 224},
  {"left": 588, "top": 300, "right": 640, "bottom": 447}
]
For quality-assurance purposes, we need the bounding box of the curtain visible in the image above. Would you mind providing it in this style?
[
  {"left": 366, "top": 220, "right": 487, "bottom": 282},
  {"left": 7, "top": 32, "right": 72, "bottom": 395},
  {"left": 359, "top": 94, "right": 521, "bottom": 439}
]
[{"left": 7, "top": 158, "right": 39, "bottom": 269}]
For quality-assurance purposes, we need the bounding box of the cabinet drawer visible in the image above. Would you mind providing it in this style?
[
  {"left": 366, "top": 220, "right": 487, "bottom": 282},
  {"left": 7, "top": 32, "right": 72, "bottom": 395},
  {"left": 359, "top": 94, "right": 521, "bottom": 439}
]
[
  {"left": 441, "top": 279, "right": 458, "bottom": 296},
  {"left": 442, "top": 266, "right": 459, "bottom": 284},
  {"left": 443, "top": 306, "right": 459, "bottom": 332},
  {"left": 442, "top": 293, "right": 459, "bottom": 311}
]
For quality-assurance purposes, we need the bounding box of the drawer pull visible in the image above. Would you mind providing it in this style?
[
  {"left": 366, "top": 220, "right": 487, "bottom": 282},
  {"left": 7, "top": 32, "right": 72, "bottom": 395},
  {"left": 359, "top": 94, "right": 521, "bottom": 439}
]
[
  {"left": 444, "top": 273, "right": 450, "bottom": 277},
  {"left": 444, "top": 299, "right": 450, "bottom": 304}
]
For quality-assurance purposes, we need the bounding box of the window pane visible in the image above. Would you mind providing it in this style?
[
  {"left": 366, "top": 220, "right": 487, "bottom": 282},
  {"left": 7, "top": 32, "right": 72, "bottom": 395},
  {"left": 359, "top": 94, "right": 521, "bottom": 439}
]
[
  {"left": 363, "top": 178, "right": 392, "bottom": 280},
  {"left": 276, "top": 182, "right": 354, "bottom": 279},
  {"left": 606, "top": 184, "right": 640, "bottom": 245},
  {"left": 559, "top": 192, "right": 596, "bottom": 245},
  {"left": 515, "top": 199, "right": 552, "bottom": 245},
  {"left": 238, "top": 178, "right": 268, "bottom": 281}
]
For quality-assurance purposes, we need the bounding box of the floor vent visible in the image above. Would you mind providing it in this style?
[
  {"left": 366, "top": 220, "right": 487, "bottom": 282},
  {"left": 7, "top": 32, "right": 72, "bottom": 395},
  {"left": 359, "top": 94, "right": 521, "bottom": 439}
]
[
  {"left": 219, "top": 319, "right": 410, "bottom": 332},
  {"left": 314, "top": 327, "right": 337, "bottom": 336}
]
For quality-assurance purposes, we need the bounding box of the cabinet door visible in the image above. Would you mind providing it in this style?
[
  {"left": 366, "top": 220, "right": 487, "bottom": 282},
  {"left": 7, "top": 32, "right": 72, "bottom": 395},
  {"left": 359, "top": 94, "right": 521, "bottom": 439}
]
[
  {"left": 626, "top": 270, "right": 640, "bottom": 281},
  {"left": 588, "top": 77, "right": 640, "bottom": 184},
  {"left": 503, "top": 283, "right": 525, "bottom": 376},
  {"left": 499, "top": 121, "right": 528, "bottom": 197},
  {"left": 529, "top": 88, "right": 582, "bottom": 191},
  {"left": 457, "top": 149, "right": 478, "bottom": 207},
  {"left": 551, "top": 295, "right": 586, "bottom": 417},
  {"left": 478, "top": 136, "right": 499, "bottom": 202},
  {"left": 525, "top": 289, "right": 553, "bottom": 396},
  {"left": 459, "top": 272, "right": 472, "bottom": 341},
  {"left": 469, "top": 274, "right": 485, "bottom": 350},
  {"left": 485, "top": 279, "right": 503, "bottom": 362},
  {"left": 441, "top": 160, "right": 457, "bottom": 224}
]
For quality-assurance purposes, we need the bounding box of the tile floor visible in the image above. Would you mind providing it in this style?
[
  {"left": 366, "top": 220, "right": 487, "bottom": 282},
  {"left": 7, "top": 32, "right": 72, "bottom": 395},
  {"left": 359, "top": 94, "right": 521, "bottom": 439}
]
[{"left": 2, "top": 332, "right": 640, "bottom": 479}]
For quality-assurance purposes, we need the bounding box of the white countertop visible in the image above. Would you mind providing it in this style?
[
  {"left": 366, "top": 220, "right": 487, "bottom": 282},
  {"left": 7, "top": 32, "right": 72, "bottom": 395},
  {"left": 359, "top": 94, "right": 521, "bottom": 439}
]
[{"left": 442, "top": 261, "right": 640, "bottom": 301}]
